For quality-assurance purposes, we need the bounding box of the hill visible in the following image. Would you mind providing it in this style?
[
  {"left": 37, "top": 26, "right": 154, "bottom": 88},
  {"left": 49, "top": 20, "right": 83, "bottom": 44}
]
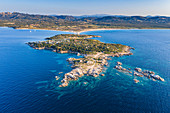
[{"left": 0, "top": 12, "right": 170, "bottom": 31}]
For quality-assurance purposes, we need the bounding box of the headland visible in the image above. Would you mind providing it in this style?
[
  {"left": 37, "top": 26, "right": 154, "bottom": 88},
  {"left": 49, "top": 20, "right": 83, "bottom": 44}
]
[{"left": 27, "top": 34, "right": 134, "bottom": 87}]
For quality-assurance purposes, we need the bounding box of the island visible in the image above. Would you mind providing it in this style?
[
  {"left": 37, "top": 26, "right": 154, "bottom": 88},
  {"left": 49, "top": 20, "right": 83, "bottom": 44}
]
[{"left": 27, "top": 34, "right": 134, "bottom": 87}]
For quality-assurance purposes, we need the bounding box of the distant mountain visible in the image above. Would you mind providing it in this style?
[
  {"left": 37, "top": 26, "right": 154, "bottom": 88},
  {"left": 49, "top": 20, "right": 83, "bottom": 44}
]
[
  {"left": 0, "top": 12, "right": 170, "bottom": 31},
  {"left": 54, "top": 15, "right": 76, "bottom": 21},
  {"left": 75, "top": 14, "right": 126, "bottom": 18},
  {"left": 0, "top": 12, "right": 59, "bottom": 21},
  {"left": 94, "top": 16, "right": 170, "bottom": 23},
  {"left": 49, "top": 15, "right": 76, "bottom": 20}
]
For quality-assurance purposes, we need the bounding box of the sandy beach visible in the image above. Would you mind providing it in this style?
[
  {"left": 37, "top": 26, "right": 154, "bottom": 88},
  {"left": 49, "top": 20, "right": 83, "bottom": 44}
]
[
  {"left": 76, "top": 28, "right": 123, "bottom": 34},
  {"left": 11, "top": 27, "right": 170, "bottom": 34},
  {"left": 13, "top": 27, "right": 129, "bottom": 34}
]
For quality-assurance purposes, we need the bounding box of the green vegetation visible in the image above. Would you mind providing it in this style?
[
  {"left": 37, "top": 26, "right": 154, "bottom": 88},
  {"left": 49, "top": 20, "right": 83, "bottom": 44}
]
[
  {"left": 51, "top": 39, "right": 126, "bottom": 54},
  {"left": 0, "top": 12, "right": 170, "bottom": 31},
  {"left": 45, "top": 34, "right": 101, "bottom": 40},
  {"left": 28, "top": 34, "right": 128, "bottom": 54},
  {"left": 27, "top": 34, "right": 133, "bottom": 87}
]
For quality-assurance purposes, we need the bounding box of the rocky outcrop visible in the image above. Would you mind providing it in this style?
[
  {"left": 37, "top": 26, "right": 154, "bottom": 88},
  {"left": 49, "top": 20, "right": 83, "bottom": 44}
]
[
  {"left": 58, "top": 51, "right": 69, "bottom": 53},
  {"left": 59, "top": 82, "right": 68, "bottom": 87},
  {"left": 114, "top": 62, "right": 132, "bottom": 74},
  {"left": 134, "top": 79, "right": 139, "bottom": 83},
  {"left": 52, "top": 50, "right": 56, "bottom": 52},
  {"left": 59, "top": 52, "right": 131, "bottom": 87},
  {"left": 114, "top": 65, "right": 122, "bottom": 70},
  {"left": 134, "top": 72, "right": 143, "bottom": 77},
  {"left": 150, "top": 74, "right": 165, "bottom": 81},
  {"left": 135, "top": 68, "right": 142, "bottom": 72},
  {"left": 114, "top": 62, "right": 165, "bottom": 82},
  {"left": 55, "top": 76, "right": 60, "bottom": 80},
  {"left": 117, "top": 62, "right": 122, "bottom": 65},
  {"left": 101, "top": 74, "right": 105, "bottom": 76}
]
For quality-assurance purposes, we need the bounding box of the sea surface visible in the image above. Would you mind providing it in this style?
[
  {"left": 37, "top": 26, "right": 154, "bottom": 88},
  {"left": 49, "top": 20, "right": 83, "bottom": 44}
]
[{"left": 0, "top": 27, "right": 169, "bottom": 113}]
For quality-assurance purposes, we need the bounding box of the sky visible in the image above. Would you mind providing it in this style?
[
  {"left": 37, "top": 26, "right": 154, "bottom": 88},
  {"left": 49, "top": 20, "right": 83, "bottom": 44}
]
[{"left": 0, "top": 0, "right": 170, "bottom": 16}]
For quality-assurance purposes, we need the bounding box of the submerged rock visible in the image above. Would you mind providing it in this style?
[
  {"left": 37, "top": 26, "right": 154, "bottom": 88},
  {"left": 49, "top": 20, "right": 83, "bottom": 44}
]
[
  {"left": 55, "top": 76, "right": 60, "bottom": 80},
  {"left": 128, "top": 71, "right": 132, "bottom": 74},
  {"left": 83, "top": 82, "right": 88, "bottom": 85},
  {"left": 129, "top": 53, "right": 133, "bottom": 55},
  {"left": 59, "top": 82, "right": 68, "bottom": 87},
  {"left": 121, "top": 68, "right": 127, "bottom": 71},
  {"left": 101, "top": 74, "right": 105, "bottom": 76},
  {"left": 59, "top": 72, "right": 63, "bottom": 74},
  {"left": 93, "top": 74, "right": 99, "bottom": 77},
  {"left": 117, "top": 62, "right": 122, "bottom": 65},
  {"left": 152, "top": 78, "right": 156, "bottom": 81},
  {"left": 134, "top": 79, "right": 139, "bottom": 83}
]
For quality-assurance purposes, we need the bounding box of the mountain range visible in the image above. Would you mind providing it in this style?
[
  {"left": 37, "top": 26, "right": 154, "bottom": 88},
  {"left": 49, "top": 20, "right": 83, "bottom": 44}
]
[{"left": 0, "top": 12, "right": 170, "bottom": 31}]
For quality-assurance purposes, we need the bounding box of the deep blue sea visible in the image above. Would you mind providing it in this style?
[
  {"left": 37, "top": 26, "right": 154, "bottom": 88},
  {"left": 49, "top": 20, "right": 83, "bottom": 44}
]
[{"left": 0, "top": 27, "right": 169, "bottom": 113}]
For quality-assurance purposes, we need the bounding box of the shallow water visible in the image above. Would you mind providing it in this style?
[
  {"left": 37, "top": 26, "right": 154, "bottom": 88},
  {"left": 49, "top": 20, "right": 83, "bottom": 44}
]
[{"left": 0, "top": 27, "right": 169, "bottom": 112}]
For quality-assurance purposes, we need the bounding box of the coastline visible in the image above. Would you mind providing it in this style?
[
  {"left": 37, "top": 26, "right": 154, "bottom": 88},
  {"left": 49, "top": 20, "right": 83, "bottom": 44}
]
[
  {"left": 0, "top": 15, "right": 169, "bottom": 113},
  {"left": 1, "top": 26, "right": 167, "bottom": 87},
  {"left": 14, "top": 27, "right": 124, "bottom": 33},
  {"left": 1, "top": 26, "right": 170, "bottom": 34},
  {"left": 26, "top": 30, "right": 166, "bottom": 87},
  {"left": 14, "top": 27, "right": 74, "bottom": 33},
  {"left": 28, "top": 44, "right": 133, "bottom": 87},
  {"left": 75, "top": 28, "right": 122, "bottom": 34},
  {"left": 74, "top": 28, "right": 170, "bottom": 33},
  {"left": 27, "top": 33, "right": 134, "bottom": 87},
  {"left": 59, "top": 51, "right": 133, "bottom": 87}
]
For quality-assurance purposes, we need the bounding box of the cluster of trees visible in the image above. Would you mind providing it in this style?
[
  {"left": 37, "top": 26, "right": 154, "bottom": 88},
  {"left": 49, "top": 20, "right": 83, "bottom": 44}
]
[
  {"left": 45, "top": 34, "right": 100, "bottom": 40},
  {"left": 30, "top": 38, "right": 127, "bottom": 54}
]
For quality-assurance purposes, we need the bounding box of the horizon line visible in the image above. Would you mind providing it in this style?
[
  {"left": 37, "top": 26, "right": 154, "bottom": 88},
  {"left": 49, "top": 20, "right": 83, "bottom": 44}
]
[{"left": 0, "top": 11, "right": 170, "bottom": 17}]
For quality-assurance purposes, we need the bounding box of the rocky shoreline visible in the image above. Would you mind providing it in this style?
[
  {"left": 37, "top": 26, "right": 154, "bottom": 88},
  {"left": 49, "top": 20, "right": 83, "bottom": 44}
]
[
  {"left": 27, "top": 42, "right": 133, "bottom": 87},
  {"left": 57, "top": 50, "right": 133, "bottom": 87},
  {"left": 26, "top": 33, "right": 135, "bottom": 87},
  {"left": 35, "top": 42, "right": 164, "bottom": 86},
  {"left": 114, "top": 62, "right": 165, "bottom": 83}
]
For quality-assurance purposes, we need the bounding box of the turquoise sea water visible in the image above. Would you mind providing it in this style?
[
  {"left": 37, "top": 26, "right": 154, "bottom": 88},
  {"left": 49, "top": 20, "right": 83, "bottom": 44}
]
[{"left": 0, "top": 27, "right": 169, "bottom": 112}]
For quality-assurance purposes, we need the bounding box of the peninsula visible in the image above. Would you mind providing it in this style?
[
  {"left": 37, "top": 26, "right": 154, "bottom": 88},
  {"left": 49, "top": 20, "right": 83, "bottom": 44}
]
[{"left": 27, "top": 34, "right": 133, "bottom": 87}]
